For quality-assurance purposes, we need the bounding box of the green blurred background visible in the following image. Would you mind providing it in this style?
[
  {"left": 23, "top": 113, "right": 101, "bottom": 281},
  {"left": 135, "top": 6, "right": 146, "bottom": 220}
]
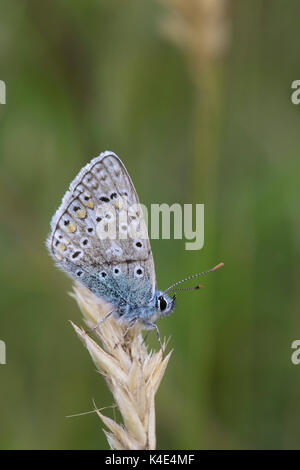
[{"left": 1, "top": 0, "right": 300, "bottom": 449}]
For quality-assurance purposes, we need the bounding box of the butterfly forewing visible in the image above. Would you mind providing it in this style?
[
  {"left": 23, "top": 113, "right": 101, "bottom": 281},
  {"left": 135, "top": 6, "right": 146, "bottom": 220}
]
[{"left": 47, "top": 151, "right": 156, "bottom": 305}]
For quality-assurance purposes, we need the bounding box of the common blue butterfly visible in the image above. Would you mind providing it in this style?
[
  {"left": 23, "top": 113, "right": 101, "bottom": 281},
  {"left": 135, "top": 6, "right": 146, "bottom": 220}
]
[{"left": 47, "top": 151, "right": 223, "bottom": 345}]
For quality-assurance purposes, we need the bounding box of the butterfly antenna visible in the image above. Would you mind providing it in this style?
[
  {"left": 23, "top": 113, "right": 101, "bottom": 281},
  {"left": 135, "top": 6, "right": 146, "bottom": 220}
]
[
  {"left": 164, "top": 262, "right": 224, "bottom": 294},
  {"left": 171, "top": 284, "right": 203, "bottom": 292}
]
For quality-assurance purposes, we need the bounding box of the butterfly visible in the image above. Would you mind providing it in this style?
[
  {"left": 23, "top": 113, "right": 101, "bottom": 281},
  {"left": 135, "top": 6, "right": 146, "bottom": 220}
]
[{"left": 47, "top": 151, "right": 223, "bottom": 345}]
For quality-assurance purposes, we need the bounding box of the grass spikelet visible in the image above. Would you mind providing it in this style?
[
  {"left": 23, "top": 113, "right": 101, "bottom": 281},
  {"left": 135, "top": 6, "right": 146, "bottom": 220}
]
[
  {"left": 70, "top": 283, "right": 172, "bottom": 450},
  {"left": 159, "top": 0, "right": 230, "bottom": 74}
]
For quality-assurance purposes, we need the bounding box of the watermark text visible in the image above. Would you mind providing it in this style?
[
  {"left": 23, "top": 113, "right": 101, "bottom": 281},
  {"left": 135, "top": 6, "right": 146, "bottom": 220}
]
[
  {"left": 0, "top": 80, "right": 6, "bottom": 104},
  {"left": 0, "top": 340, "right": 6, "bottom": 365}
]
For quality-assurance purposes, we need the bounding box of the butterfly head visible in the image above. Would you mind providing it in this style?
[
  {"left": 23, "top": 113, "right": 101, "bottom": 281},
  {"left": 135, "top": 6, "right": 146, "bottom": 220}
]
[{"left": 156, "top": 291, "right": 176, "bottom": 317}]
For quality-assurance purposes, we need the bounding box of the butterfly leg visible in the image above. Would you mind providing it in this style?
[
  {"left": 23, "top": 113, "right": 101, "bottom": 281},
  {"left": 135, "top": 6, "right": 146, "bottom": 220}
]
[
  {"left": 114, "top": 318, "right": 138, "bottom": 349},
  {"left": 142, "top": 331, "right": 150, "bottom": 346},
  {"left": 90, "top": 308, "right": 115, "bottom": 333},
  {"left": 142, "top": 321, "right": 163, "bottom": 351}
]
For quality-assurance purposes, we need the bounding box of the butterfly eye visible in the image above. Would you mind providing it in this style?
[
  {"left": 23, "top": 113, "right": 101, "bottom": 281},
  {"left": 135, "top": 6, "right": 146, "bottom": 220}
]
[{"left": 158, "top": 295, "right": 167, "bottom": 312}]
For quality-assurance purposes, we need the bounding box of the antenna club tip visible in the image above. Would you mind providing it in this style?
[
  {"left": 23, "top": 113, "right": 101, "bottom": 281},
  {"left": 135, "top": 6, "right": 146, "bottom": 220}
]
[{"left": 213, "top": 262, "right": 224, "bottom": 271}]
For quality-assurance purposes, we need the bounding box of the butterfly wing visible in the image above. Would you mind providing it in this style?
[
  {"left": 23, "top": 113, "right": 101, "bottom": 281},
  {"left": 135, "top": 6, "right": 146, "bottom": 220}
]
[{"left": 47, "top": 151, "right": 156, "bottom": 306}]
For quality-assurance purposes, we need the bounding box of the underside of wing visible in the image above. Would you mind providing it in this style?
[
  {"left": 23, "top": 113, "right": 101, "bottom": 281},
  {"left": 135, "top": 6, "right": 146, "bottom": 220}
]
[{"left": 47, "top": 151, "right": 156, "bottom": 300}]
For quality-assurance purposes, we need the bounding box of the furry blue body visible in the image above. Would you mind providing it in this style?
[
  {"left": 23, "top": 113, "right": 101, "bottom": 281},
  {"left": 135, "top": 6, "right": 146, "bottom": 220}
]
[{"left": 67, "top": 261, "right": 175, "bottom": 324}]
